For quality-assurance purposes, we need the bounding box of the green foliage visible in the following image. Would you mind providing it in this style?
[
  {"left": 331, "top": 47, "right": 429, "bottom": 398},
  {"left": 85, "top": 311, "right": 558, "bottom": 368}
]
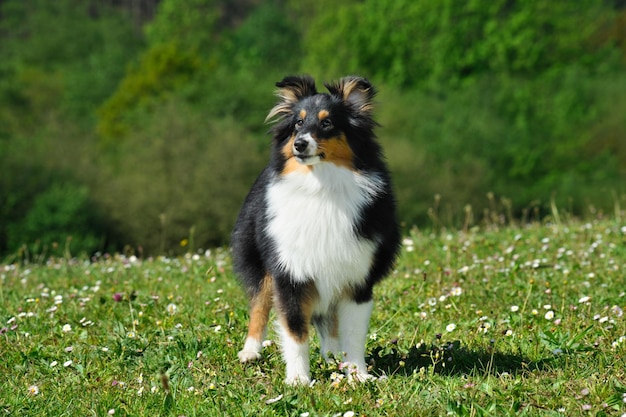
[
  {"left": 378, "top": 66, "right": 626, "bottom": 227},
  {"left": 94, "top": 99, "right": 266, "bottom": 254},
  {"left": 96, "top": 43, "right": 202, "bottom": 142},
  {"left": 0, "top": 0, "right": 142, "bottom": 123},
  {"left": 304, "top": 0, "right": 615, "bottom": 89},
  {"left": 144, "top": 0, "right": 222, "bottom": 52},
  {"left": 6, "top": 183, "right": 103, "bottom": 258},
  {"left": 1, "top": 0, "right": 626, "bottom": 255},
  {"left": 223, "top": 2, "right": 300, "bottom": 71}
]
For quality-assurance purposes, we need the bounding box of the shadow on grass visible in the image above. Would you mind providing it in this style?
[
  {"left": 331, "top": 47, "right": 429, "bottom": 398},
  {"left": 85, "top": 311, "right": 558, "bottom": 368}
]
[{"left": 369, "top": 341, "right": 552, "bottom": 378}]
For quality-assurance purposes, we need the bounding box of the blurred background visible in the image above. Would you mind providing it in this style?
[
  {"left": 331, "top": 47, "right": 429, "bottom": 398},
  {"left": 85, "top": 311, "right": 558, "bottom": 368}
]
[{"left": 1, "top": 0, "right": 625, "bottom": 258}]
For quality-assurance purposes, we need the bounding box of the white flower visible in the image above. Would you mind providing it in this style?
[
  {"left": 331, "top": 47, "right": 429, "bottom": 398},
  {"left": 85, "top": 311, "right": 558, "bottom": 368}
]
[
  {"left": 63, "top": 360, "right": 73, "bottom": 367},
  {"left": 579, "top": 296, "right": 591, "bottom": 303},
  {"left": 510, "top": 305, "right": 519, "bottom": 312},
  {"left": 166, "top": 303, "right": 177, "bottom": 315},
  {"left": 62, "top": 324, "right": 72, "bottom": 333},
  {"left": 446, "top": 323, "right": 456, "bottom": 332},
  {"left": 344, "top": 412, "right": 355, "bottom": 417},
  {"left": 544, "top": 311, "right": 555, "bottom": 320},
  {"left": 480, "top": 322, "right": 491, "bottom": 333},
  {"left": 611, "top": 305, "right": 623, "bottom": 317},
  {"left": 450, "top": 287, "right": 462, "bottom": 296},
  {"left": 265, "top": 394, "right": 283, "bottom": 405},
  {"left": 28, "top": 385, "right": 39, "bottom": 395}
]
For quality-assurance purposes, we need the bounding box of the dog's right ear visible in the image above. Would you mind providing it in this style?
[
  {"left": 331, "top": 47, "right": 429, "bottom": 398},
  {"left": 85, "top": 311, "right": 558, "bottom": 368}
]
[{"left": 266, "top": 75, "right": 317, "bottom": 122}]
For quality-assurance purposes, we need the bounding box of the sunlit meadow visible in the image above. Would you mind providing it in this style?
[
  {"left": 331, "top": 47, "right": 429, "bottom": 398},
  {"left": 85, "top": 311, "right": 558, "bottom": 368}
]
[{"left": 1, "top": 218, "right": 625, "bottom": 416}]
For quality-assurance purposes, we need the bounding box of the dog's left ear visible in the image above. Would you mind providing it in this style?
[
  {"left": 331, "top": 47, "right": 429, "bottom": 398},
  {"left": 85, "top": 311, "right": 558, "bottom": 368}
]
[{"left": 325, "top": 76, "right": 376, "bottom": 114}]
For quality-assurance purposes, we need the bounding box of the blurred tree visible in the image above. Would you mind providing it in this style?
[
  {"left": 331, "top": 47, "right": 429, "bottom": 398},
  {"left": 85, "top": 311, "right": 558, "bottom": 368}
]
[
  {"left": 304, "top": 0, "right": 613, "bottom": 89},
  {"left": 0, "top": 0, "right": 142, "bottom": 255},
  {"left": 7, "top": 183, "right": 104, "bottom": 258},
  {"left": 93, "top": 99, "right": 266, "bottom": 253}
]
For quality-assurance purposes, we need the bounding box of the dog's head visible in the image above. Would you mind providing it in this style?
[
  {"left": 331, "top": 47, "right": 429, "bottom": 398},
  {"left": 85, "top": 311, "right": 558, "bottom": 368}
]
[{"left": 267, "top": 75, "right": 378, "bottom": 172}]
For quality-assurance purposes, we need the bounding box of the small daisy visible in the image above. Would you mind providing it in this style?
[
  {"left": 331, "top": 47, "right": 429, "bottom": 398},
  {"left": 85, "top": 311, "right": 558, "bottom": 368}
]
[
  {"left": 28, "top": 385, "right": 39, "bottom": 395},
  {"left": 446, "top": 323, "right": 456, "bottom": 332},
  {"left": 450, "top": 287, "right": 462, "bottom": 296}
]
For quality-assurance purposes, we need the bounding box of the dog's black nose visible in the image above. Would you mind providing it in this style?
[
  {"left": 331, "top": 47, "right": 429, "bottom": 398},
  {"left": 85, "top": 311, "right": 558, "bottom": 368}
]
[{"left": 293, "top": 138, "right": 308, "bottom": 153}]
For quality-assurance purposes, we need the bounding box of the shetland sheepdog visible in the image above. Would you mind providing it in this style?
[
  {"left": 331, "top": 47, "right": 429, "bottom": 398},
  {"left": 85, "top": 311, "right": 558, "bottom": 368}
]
[{"left": 231, "top": 75, "right": 400, "bottom": 385}]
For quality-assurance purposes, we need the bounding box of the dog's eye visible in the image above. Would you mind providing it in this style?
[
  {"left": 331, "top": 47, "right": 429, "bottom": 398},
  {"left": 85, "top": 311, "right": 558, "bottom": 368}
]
[
  {"left": 295, "top": 119, "right": 304, "bottom": 128},
  {"left": 320, "top": 119, "right": 333, "bottom": 130}
]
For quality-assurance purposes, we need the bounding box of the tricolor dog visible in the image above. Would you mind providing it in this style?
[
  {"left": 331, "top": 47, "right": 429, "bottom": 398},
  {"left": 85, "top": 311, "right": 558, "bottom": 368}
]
[{"left": 231, "top": 75, "right": 400, "bottom": 384}]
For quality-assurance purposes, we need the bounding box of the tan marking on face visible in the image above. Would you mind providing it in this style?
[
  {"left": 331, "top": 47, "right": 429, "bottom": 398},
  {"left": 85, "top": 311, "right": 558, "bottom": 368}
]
[
  {"left": 318, "top": 134, "right": 353, "bottom": 169},
  {"left": 281, "top": 135, "right": 313, "bottom": 175},
  {"left": 299, "top": 109, "right": 307, "bottom": 120},
  {"left": 246, "top": 274, "right": 274, "bottom": 341},
  {"left": 318, "top": 109, "right": 329, "bottom": 120}
]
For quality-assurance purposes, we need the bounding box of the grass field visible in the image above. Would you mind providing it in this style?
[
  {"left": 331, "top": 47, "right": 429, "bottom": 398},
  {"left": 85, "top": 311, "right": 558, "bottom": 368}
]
[{"left": 1, "top": 218, "right": 625, "bottom": 416}]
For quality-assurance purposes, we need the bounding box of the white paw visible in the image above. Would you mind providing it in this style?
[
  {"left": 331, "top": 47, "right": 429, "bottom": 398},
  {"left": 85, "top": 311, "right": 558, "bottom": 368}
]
[
  {"left": 284, "top": 374, "right": 311, "bottom": 386},
  {"left": 238, "top": 349, "right": 262, "bottom": 363},
  {"left": 348, "top": 371, "right": 375, "bottom": 383}
]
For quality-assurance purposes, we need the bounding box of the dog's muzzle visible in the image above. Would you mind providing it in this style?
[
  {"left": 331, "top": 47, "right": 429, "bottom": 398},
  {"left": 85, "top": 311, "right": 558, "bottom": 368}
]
[{"left": 292, "top": 134, "right": 320, "bottom": 165}]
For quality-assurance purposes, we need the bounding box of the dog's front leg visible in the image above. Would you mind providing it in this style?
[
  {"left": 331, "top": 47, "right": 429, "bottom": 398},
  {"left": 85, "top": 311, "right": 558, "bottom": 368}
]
[
  {"left": 275, "top": 279, "right": 317, "bottom": 385},
  {"left": 338, "top": 299, "right": 374, "bottom": 381}
]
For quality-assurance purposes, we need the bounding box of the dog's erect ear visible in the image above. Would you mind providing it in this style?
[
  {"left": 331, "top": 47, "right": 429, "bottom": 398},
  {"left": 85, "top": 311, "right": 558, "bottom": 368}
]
[
  {"left": 325, "top": 76, "right": 376, "bottom": 114},
  {"left": 266, "top": 75, "right": 317, "bottom": 122}
]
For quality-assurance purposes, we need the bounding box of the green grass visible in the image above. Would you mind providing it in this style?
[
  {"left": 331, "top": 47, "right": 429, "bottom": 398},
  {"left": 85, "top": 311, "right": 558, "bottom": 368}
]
[{"left": 1, "top": 219, "right": 625, "bottom": 416}]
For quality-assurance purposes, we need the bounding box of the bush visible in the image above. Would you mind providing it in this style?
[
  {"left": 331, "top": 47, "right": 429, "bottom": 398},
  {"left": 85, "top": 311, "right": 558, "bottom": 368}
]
[
  {"left": 7, "top": 183, "right": 104, "bottom": 258},
  {"left": 93, "top": 98, "right": 266, "bottom": 254}
]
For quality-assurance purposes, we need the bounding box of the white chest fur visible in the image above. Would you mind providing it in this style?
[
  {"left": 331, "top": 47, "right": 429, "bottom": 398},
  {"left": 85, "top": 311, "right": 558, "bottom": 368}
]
[{"left": 266, "top": 164, "right": 383, "bottom": 304}]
